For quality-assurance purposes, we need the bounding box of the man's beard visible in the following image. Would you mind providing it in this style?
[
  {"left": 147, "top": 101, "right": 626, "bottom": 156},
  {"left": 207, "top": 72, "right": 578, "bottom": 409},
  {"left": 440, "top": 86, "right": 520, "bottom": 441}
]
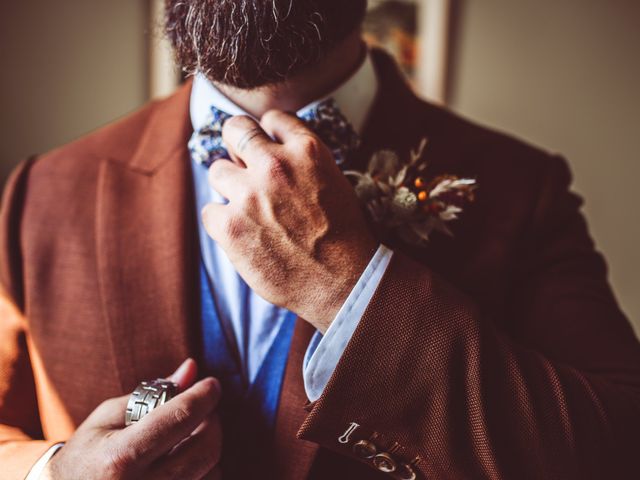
[{"left": 165, "top": 0, "right": 367, "bottom": 89}]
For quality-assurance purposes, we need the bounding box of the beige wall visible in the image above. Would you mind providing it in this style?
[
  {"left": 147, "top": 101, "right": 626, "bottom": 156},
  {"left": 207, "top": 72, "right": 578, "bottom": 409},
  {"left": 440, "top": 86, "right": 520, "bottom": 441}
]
[
  {"left": 0, "top": 0, "right": 149, "bottom": 184},
  {"left": 449, "top": 0, "right": 640, "bottom": 333}
]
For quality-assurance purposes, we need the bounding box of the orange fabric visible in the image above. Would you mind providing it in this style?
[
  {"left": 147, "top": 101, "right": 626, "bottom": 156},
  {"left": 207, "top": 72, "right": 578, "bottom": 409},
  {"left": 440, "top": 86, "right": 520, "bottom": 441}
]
[{"left": 1, "top": 50, "right": 639, "bottom": 479}]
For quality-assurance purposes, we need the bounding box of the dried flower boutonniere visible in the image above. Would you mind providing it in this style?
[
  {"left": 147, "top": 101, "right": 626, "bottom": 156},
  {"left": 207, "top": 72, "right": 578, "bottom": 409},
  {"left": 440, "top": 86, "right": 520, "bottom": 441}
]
[{"left": 344, "top": 138, "right": 477, "bottom": 245}]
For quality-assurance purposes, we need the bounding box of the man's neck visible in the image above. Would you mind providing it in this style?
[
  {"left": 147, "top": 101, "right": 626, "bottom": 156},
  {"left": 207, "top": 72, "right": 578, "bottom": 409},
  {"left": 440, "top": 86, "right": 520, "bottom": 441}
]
[{"left": 213, "top": 30, "right": 366, "bottom": 118}]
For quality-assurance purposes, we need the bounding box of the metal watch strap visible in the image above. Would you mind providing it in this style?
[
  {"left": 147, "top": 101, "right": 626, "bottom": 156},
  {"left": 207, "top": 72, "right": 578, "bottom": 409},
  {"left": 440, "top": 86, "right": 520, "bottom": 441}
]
[{"left": 125, "top": 379, "right": 177, "bottom": 426}]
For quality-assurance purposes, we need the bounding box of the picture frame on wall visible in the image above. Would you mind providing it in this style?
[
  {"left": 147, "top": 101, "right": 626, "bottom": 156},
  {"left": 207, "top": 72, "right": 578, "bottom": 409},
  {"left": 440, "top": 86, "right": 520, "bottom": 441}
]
[{"left": 364, "top": 0, "right": 452, "bottom": 105}]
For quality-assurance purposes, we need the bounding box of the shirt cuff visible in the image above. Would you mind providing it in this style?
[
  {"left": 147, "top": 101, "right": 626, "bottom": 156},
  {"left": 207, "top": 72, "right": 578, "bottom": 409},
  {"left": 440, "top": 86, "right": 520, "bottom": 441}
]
[
  {"left": 303, "top": 244, "right": 394, "bottom": 401},
  {"left": 25, "top": 442, "right": 65, "bottom": 480}
]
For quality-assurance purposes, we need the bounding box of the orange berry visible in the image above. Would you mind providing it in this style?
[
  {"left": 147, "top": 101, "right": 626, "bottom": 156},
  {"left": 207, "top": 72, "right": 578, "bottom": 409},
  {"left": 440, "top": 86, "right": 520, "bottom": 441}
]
[
  {"left": 417, "top": 190, "right": 428, "bottom": 202},
  {"left": 414, "top": 177, "right": 425, "bottom": 188}
]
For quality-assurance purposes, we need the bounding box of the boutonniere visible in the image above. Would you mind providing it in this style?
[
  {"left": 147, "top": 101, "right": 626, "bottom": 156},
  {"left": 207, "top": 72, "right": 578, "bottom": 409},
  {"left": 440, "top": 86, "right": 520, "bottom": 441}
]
[{"left": 344, "top": 138, "right": 477, "bottom": 245}]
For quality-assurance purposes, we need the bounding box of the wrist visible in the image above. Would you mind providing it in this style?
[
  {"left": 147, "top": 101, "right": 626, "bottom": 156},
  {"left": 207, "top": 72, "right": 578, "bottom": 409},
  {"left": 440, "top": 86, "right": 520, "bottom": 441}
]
[{"left": 303, "top": 238, "right": 378, "bottom": 332}]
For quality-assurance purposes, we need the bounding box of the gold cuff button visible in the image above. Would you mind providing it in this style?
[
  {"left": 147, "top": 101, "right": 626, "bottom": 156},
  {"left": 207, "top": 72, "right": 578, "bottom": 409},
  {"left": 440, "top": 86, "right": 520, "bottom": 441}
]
[
  {"left": 353, "top": 440, "right": 377, "bottom": 459},
  {"left": 373, "top": 452, "right": 397, "bottom": 473},
  {"left": 395, "top": 463, "right": 417, "bottom": 480}
]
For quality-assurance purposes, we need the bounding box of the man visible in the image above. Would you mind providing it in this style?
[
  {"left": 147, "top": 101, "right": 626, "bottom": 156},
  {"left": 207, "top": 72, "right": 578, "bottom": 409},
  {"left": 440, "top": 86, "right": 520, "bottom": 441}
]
[{"left": 1, "top": 0, "right": 639, "bottom": 478}]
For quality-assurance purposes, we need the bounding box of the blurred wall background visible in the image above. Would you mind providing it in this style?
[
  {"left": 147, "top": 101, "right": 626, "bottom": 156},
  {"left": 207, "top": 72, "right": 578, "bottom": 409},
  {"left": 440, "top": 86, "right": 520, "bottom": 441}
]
[
  {"left": 0, "top": 0, "right": 148, "bottom": 183},
  {"left": 448, "top": 0, "right": 640, "bottom": 333},
  {"left": 0, "top": 0, "right": 638, "bottom": 333}
]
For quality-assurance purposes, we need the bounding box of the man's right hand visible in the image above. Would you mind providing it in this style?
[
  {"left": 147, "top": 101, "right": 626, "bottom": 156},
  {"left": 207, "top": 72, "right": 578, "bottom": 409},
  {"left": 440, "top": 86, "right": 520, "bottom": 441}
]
[{"left": 43, "top": 359, "right": 222, "bottom": 480}]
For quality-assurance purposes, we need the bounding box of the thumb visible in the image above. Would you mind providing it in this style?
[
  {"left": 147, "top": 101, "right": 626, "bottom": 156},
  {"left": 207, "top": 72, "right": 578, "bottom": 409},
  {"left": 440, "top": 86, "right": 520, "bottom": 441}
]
[{"left": 168, "top": 358, "right": 198, "bottom": 392}]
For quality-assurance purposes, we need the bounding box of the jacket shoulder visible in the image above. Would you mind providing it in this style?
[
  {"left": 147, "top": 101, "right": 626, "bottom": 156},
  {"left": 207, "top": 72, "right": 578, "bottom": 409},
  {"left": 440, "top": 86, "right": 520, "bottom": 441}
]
[
  {"left": 26, "top": 78, "right": 192, "bottom": 187},
  {"left": 372, "top": 47, "right": 562, "bottom": 179},
  {"left": 402, "top": 98, "right": 578, "bottom": 250},
  {"left": 20, "top": 79, "right": 194, "bottom": 208},
  {"left": 424, "top": 99, "right": 561, "bottom": 170},
  {"left": 32, "top": 99, "right": 160, "bottom": 176},
  {"left": 415, "top": 99, "right": 572, "bottom": 203}
]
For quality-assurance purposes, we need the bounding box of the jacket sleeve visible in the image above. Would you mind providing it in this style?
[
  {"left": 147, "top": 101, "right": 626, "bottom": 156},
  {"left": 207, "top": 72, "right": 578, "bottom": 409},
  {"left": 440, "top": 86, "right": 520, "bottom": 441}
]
[
  {"left": 297, "top": 156, "right": 640, "bottom": 479},
  {"left": 0, "top": 158, "right": 57, "bottom": 479}
]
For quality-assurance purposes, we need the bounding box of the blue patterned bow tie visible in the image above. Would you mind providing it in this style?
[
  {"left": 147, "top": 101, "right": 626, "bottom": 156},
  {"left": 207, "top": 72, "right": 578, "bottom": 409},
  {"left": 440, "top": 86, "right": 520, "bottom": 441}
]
[{"left": 189, "top": 98, "right": 360, "bottom": 168}]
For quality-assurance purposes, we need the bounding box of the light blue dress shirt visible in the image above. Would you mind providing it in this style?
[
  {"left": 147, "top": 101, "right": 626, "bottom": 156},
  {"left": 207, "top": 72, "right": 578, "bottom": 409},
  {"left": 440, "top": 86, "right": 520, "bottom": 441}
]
[{"left": 190, "top": 50, "right": 394, "bottom": 402}]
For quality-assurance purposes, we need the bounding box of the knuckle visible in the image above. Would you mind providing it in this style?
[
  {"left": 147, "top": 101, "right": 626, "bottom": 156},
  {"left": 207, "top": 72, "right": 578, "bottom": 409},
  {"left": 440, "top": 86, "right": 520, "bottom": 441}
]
[
  {"left": 95, "top": 398, "right": 113, "bottom": 416},
  {"left": 208, "top": 160, "right": 223, "bottom": 180},
  {"left": 261, "top": 109, "right": 283, "bottom": 126},
  {"left": 238, "top": 190, "right": 258, "bottom": 211},
  {"left": 264, "top": 154, "right": 292, "bottom": 184},
  {"left": 91, "top": 397, "right": 119, "bottom": 420},
  {"left": 104, "top": 443, "right": 134, "bottom": 476},
  {"left": 224, "top": 114, "right": 254, "bottom": 131},
  {"left": 172, "top": 404, "right": 192, "bottom": 424},
  {"left": 296, "top": 135, "right": 322, "bottom": 159},
  {"left": 208, "top": 161, "right": 228, "bottom": 186},
  {"left": 222, "top": 214, "right": 245, "bottom": 241},
  {"left": 101, "top": 396, "right": 119, "bottom": 410},
  {"left": 199, "top": 377, "right": 222, "bottom": 402}
]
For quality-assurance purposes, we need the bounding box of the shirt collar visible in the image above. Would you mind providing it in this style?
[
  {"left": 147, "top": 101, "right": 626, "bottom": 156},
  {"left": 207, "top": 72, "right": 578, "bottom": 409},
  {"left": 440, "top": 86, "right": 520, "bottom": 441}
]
[{"left": 189, "top": 47, "right": 378, "bottom": 136}]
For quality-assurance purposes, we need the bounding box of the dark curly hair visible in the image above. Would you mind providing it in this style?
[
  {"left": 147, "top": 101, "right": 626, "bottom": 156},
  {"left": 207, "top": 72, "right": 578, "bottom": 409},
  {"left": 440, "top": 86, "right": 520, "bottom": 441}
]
[{"left": 165, "top": 0, "right": 367, "bottom": 89}]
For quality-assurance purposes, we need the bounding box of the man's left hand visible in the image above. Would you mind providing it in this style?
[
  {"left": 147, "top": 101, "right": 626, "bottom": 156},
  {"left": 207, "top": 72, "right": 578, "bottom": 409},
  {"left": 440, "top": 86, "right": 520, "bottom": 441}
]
[{"left": 201, "top": 110, "right": 377, "bottom": 333}]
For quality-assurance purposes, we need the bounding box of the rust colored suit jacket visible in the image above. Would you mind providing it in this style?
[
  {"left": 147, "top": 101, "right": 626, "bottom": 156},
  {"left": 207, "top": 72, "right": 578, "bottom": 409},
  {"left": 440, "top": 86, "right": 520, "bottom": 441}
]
[{"left": 1, "top": 51, "right": 640, "bottom": 479}]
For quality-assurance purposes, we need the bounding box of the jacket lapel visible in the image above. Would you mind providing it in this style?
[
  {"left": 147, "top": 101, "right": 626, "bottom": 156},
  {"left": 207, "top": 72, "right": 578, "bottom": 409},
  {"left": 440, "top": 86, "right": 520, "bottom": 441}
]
[{"left": 96, "top": 82, "right": 201, "bottom": 392}]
